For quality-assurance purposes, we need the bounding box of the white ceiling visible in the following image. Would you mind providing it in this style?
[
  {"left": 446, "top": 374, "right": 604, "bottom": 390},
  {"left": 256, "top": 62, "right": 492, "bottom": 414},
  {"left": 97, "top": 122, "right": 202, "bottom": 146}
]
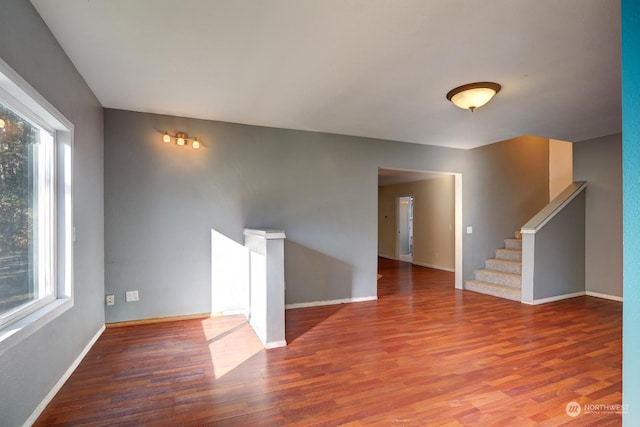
[{"left": 31, "top": 0, "right": 621, "bottom": 149}]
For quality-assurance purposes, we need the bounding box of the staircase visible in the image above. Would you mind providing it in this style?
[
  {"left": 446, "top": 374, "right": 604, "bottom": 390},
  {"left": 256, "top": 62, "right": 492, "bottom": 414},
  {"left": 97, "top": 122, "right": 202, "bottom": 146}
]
[{"left": 465, "top": 232, "right": 522, "bottom": 302}]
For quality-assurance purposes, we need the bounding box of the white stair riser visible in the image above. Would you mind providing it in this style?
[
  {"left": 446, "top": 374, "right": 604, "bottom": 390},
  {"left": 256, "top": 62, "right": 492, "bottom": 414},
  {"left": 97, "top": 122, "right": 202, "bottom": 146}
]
[
  {"left": 504, "top": 238, "right": 522, "bottom": 250},
  {"left": 485, "top": 259, "right": 522, "bottom": 274},
  {"left": 475, "top": 269, "right": 521, "bottom": 288},
  {"left": 465, "top": 280, "right": 521, "bottom": 302},
  {"left": 495, "top": 249, "right": 522, "bottom": 262}
]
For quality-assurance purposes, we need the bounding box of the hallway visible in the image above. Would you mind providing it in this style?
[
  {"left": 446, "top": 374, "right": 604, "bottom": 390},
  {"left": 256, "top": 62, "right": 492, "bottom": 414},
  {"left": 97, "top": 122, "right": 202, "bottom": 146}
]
[{"left": 377, "top": 256, "right": 454, "bottom": 297}]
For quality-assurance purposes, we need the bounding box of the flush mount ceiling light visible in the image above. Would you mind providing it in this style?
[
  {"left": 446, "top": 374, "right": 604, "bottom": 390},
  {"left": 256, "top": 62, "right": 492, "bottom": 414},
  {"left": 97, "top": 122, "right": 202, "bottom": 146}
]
[
  {"left": 162, "top": 131, "right": 200, "bottom": 149},
  {"left": 446, "top": 82, "right": 501, "bottom": 112}
]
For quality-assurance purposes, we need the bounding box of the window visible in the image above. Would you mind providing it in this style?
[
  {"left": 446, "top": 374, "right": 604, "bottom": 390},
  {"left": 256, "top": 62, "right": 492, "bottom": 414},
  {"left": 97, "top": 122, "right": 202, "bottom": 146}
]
[
  {"left": 0, "top": 57, "right": 73, "bottom": 353},
  {"left": 0, "top": 101, "right": 55, "bottom": 326}
]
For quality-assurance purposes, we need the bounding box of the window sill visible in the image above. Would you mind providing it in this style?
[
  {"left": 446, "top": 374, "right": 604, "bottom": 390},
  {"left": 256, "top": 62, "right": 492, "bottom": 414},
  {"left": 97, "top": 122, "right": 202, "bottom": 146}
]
[{"left": 0, "top": 298, "right": 73, "bottom": 357}]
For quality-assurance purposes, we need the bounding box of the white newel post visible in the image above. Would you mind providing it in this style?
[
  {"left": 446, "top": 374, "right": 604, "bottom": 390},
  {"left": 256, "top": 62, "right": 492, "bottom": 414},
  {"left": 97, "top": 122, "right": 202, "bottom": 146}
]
[{"left": 243, "top": 229, "right": 287, "bottom": 349}]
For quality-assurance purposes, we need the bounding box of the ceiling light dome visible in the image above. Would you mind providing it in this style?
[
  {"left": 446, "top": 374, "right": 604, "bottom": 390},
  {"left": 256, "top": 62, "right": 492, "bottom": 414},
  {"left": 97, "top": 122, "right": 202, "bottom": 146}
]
[{"left": 446, "top": 82, "right": 501, "bottom": 112}]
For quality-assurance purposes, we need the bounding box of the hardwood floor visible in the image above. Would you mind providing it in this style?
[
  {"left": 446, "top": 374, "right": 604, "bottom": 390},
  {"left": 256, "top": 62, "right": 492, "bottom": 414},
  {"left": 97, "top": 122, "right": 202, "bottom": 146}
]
[{"left": 35, "top": 258, "right": 622, "bottom": 426}]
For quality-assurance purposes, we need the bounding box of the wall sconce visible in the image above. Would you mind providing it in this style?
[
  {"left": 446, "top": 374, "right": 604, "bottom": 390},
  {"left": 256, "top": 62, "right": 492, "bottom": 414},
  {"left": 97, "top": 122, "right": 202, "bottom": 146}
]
[
  {"left": 162, "top": 131, "right": 200, "bottom": 149},
  {"left": 446, "top": 82, "right": 501, "bottom": 112},
  {"left": 0, "top": 118, "right": 5, "bottom": 129}
]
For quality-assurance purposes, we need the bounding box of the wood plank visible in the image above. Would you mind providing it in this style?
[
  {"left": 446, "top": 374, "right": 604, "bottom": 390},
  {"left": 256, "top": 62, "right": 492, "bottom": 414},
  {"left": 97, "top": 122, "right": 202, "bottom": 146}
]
[{"left": 34, "top": 258, "right": 622, "bottom": 425}]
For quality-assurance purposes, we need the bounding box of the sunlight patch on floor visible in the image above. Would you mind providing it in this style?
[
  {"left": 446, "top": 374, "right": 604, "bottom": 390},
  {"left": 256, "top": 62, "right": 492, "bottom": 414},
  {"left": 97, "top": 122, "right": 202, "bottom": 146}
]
[{"left": 201, "top": 315, "right": 263, "bottom": 379}]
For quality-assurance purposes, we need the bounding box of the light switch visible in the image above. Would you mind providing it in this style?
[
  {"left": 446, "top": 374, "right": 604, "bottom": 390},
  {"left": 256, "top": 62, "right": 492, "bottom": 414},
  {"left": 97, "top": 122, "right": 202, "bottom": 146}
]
[
  {"left": 466, "top": 226, "right": 473, "bottom": 234},
  {"left": 126, "top": 290, "right": 139, "bottom": 302}
]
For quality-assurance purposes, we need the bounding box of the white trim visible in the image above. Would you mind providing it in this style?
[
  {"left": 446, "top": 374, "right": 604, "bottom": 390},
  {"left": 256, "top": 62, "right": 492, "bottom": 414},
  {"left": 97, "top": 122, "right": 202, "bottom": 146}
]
[
  {"left": 0, "top": 57, "right": 75, "bottom": 352},
  {"left": 23, "top": 325, "right": 105, "bottom": 427},
  {"left": 217, "top": 309, "right": 250, "bottom": 318},
  {"left": 285, "top": 296, "right": 377, "bottom": 310},
  {"left": 243, "top": 228, "right": 286, "bottom": 240},
  {"left": 586, "top": 291, "right": 623, "bottom": 302},
  {"left": 411, "top": 261, "right": 455, "bottom": 272},
  {"left": 0, "top": 57, "right": 73, "bottom": 132},
  {"left": 264, "top": 340, "right": 287, "bottom": 349},
  {"left": 521, "top": 291, "right": 586, "bottom": 305},
  {"left": 520, "top": 234, "right": 535, "bottom": 304},
  {"left": 454, "top": 173, "right": 463, "bottom": 290}
]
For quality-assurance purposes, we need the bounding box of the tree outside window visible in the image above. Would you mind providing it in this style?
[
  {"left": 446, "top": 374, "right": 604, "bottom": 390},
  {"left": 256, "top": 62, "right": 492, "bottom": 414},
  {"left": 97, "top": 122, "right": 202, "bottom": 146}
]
[{"left": 0, "top": 101, "right": 54, "bottom": 319}]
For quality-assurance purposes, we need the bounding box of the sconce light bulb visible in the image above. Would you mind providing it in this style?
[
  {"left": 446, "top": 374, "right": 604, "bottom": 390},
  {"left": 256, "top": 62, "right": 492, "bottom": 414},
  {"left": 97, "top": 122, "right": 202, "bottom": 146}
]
[
  {"left": 163, "top": 132, "right": 171, "bottom": 143},
  {"left": 192, "top": 138, "right": 200, "bottom": 149},
  {"left": 177, "top": 137, "right": 185, "bottom": 146},
  {"left": 0, "top": 118, "right": 5, "bottom": 129}
]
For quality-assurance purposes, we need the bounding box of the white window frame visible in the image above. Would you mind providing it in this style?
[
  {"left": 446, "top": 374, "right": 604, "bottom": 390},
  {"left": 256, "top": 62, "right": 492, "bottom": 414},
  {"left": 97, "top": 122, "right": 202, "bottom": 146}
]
[{"left": 0, "top": 57, "right": 74, "bottom": 356}]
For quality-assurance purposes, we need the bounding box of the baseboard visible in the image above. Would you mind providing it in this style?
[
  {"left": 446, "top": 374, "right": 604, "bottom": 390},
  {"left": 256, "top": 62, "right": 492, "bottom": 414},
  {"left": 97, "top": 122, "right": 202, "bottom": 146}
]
[
  {"left": 24, "top": 324, "right": 105, "bottom": 427},
  {"left": 217, "top": 309, "right": 249, "bottom": 319},
  {"left": 265, "top": 340, "right": 287, "bottom": 349},
  {"left": 523, "top": 291, "right": 586, "bottom": 305},
  {"left": 285, "top": 296, "right": 377, "bottom": 310},
  {"left": 586, "top": 291, "right": 623, "bottom": 302},
  {"left": 105, "top": 313, "right": 210, "bottom": 328},
  {"left": 411, "top": 261, "right": 455, "bottom": 273}
]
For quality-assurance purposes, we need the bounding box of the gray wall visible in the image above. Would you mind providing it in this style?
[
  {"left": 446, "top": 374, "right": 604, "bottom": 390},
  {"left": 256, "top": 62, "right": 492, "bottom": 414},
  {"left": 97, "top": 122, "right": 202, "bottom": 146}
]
[
  {"left": 104, "top": 109, "right": 465, "bottom": 321},
  {"left": 533, "top": 191, "right": 586, "bottom": 300},
  {"left": 0, "top": 1, "right": 104, "bottom": 425},
  {"left": 573, "top": 133, "right": 622, "bottom": 297},
  {"left": 104, "top": 110, "right": 551, "bottom": 322},
  {"left": 464, "top": 136, "right": 550, "bottom": 280}
]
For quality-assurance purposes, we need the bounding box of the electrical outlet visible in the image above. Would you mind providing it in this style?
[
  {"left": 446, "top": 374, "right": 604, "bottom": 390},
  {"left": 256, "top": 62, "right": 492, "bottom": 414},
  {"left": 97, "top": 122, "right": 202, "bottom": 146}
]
[
  {"left": 105, "top": 294, "right": 115, "bottom": 306},
  {"left": 125, "top": 290, "right": 139, "bottom": 302}
]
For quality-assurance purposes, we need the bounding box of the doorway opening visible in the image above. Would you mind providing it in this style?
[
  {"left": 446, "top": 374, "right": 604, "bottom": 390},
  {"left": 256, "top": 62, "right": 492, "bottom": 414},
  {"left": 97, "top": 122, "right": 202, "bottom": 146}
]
[
  {"left": 378, "top": 168, "right": 462, "bottom": 289},
  {"left": 397, "top": 195, "right": 414, "bottom": 263}
]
